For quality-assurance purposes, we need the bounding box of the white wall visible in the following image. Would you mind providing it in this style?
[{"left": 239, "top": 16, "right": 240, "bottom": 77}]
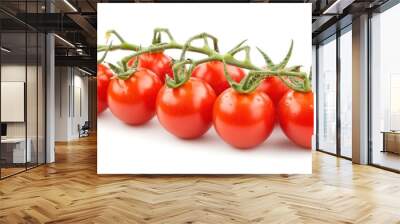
[
  {"left": 1, "top": 65, "right": 25, "bottom": 133},
  {"left": 1, "top": 65, "right": 38, "bottom": 138},
  {"left": 54, "top": 67, "right": 89, "bottom": 141},
  {"left": 1, "top": 63, "right": 46, "bottom": 164},
  {"left": 55, "top": 66, "right": 69, "bottom": 141},
  {"left": 1, "top": 82, "right": 25, "bottom": 122},
  {"left": 72, "top": 74, "right": 89, "bottom": 138}
]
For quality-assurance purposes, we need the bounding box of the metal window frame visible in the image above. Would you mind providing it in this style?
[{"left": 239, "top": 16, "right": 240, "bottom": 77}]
[{"left": 315, "top": 22, "right": 353, "bottom": 162}]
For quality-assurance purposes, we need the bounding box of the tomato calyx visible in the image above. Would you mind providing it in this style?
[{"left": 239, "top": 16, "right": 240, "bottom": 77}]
[
  {"left": 165, "top": 32, "right": 221, "bottom": 89},
  {"left": 252, "top": 41, "right": 312, "bottom": 93},
  {"left": 256, "top": 41, "right": 300, "bottom": 90},
  {"left": 257, "top": 40, "right": 294, "bottom": 71},
  {"left": 165, "top": 59, "right": 193, "bottom": 88},
  {"left": 106, "top": 57, "right": 140, "bottom": 80}
]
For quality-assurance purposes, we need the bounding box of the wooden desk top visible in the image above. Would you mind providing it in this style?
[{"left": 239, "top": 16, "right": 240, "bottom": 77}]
[{"left": 381, "top": 131, "right": 400, "bottom": 134}]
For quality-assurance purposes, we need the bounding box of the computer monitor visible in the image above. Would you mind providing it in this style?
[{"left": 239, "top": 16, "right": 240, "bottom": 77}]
[{"left": 1, "top": 123, "right": 7, "bottom": 137}]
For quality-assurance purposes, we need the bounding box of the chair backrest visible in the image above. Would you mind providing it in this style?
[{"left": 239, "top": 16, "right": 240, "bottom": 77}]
[{"left": 82, "top": 121, "right": 90, "bottom": 129}]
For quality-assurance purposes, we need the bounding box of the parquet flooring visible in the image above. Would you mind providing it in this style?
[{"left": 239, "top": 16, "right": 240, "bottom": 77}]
[
  {"left": 1, "top": 134, "right": 400, "bottom": 223},
  {"left": 1, "top": 167, "right": 26, "bottom": 178}
]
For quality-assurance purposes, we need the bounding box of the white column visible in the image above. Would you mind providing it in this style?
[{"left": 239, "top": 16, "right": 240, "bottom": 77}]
[
  {"left": 352, "top": 14, "right": 369, "bottom": 164},
  {"left": 46, "top": 33, "right": 55, "bottom": 163},
  {"left": 45, "top": 0, "right": 56, "bottom": 163}
]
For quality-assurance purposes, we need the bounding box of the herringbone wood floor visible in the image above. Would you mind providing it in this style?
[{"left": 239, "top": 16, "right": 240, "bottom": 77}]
[{"left": 1, "top": 135, "right": 400, "bottom": 224}]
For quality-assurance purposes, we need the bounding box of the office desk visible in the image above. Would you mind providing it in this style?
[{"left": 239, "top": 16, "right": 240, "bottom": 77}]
[
  {"left": 1, "top": 138, "right": 31, "bottom": 163},
  {"left": 381, "top": 131, "right": 400, "bottom": 154}
]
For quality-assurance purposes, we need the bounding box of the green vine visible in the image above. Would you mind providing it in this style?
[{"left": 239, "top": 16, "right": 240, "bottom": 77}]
[{"left": 98, "top": 28, "right": 312, "bottom": 93}]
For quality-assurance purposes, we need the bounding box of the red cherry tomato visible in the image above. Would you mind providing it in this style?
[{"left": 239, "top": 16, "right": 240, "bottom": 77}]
[
  {"left": 213, "top": 89, "right": 275, "bottom": 149},
  {"left": 257, "top": 76, "right": 290, "bottom": 106},
  {"left": 97, "top": 64, "right": 113, "bottom": 114},
  {"left": 127, "top": 52, "right": 173, "bottom": 83},
  {"left": 278, "top": 90, "right": 314, "bottom": 148},
  {"left": 192, "top": 61, "right": 246, "bottom": 95},
  {"left": 156, "top": 77, "right": 216, "bottom": 139},
  {"left": 107, "top": 69, "right": 162, "bottom": 125}
]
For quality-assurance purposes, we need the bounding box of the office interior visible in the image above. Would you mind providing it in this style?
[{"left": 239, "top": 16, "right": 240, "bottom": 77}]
[
  {"left": 0, "top": 0, "right": 97, "bottom": 179},
  {"left": 314, "top": 0, "right": 400, "bottom": 172},
  {"left": 0, "top": 0, "right": 399, "bottom": 176},
  {"left": 0, "top": 0, "right": 399, "bottom": 222}
]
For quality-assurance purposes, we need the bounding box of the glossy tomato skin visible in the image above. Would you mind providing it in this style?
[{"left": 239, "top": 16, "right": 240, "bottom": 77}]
[
  {"left": 192, "top": 61, "right": 246, "bottom": 95},
  {"left": 278, "top": 90, "right": 314, "bottom": 149},
  {"left": 213, "top": 89, "right": 275, "bottom": 149},
  {"left": 257, "top": 76, "right": 290, "bottom": 106},
  {"left": 107, "top": 69, "right": 162, "bottom": 125},
  {"left": 97, "top": 64, "right": 114, "bottom": 114},
  {"left": 127, "top": 52, "right": 173, "bottom": 83},
  {"left": 156, "top": 77, "right": 216, "bottom": 139}
]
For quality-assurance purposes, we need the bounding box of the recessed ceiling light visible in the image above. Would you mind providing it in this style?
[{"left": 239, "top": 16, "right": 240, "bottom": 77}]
[
  {"left": 1, "top": 47, "right": 11, "bottom": 53},
  {"left": 323, "top": 0, "right": 354, "bottom": 15},
  {"left": 63, "top": 0, "right": 78, "bottom": 12},
  {"left": 54, "top": 34, "right": 75, "bottom": 48},
  {"left": 78, "top": 67, "right": 93, "bottom": 76}
]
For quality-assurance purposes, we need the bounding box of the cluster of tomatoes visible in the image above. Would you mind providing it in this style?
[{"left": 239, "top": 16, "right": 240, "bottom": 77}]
[{"left": 98, "top": 50, "right": 313, "bottom": 150}]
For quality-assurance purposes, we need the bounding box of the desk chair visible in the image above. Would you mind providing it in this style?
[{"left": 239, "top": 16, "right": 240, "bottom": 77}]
[{"left": 78, "top": 121, "right": 90, "bottom": 138}]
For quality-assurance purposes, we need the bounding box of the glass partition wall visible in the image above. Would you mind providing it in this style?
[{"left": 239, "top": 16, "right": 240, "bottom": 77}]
[
  {"left": 317, "top": 35, "right": 337, "bottom": 155},
  {"left": 0, "top": 2, "right": 46, "bottom": 179},
  {"left": 339, "top": 27, "right": 352, "bottom": 159},
  {"left": 316, "top": 26, "right": 353, "bottom": 159},
  {"left": 0, "top": 30, "right": 27, "bottom": 177},
  {"left": 370, "top": 2, "right": 400, "bottom": 171}
]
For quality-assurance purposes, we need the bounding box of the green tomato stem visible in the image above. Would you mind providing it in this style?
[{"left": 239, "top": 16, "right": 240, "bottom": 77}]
[{"left": 98, "top": 28, "right": 312, "bottom": 93}]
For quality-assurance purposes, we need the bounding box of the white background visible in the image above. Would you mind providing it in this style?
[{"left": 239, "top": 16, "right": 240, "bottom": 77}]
[{"left": 98, "top": 3, "right": 312, "bottom": 174}]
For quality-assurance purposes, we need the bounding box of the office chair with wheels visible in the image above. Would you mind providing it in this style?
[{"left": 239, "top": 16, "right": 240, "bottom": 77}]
[{"left": 79, "top": 121, "right": 90, "bottom": 138}]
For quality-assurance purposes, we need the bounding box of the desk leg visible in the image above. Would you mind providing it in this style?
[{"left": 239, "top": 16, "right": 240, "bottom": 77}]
[{"left": 382, "top": 133, "right": 386, "bottom": 153}]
